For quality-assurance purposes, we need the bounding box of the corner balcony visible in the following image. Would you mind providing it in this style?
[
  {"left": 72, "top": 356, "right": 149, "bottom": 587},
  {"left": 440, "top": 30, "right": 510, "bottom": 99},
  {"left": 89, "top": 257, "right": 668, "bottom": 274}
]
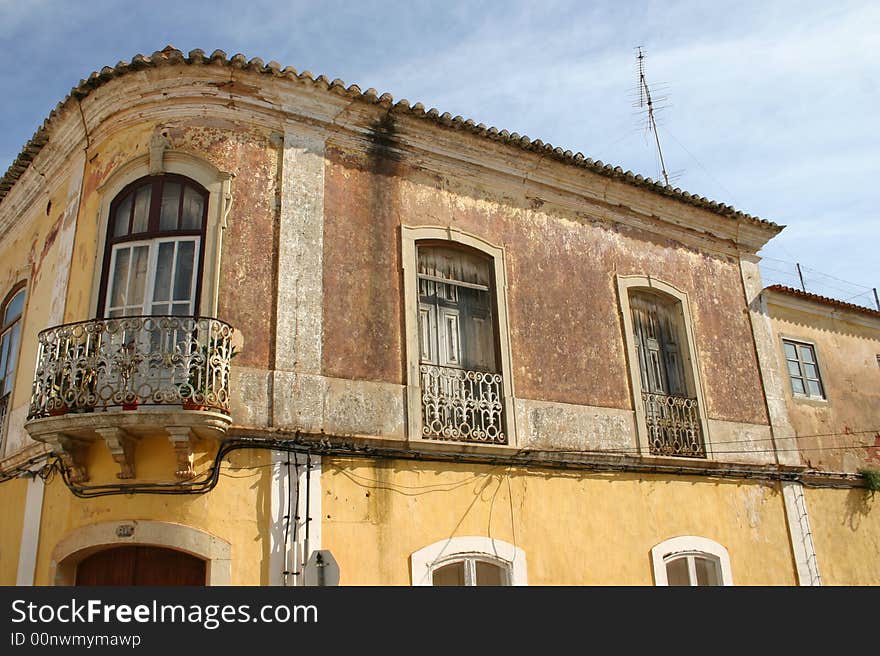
[{"left": 25, "top": 316, "right": 235, "bottom": 481}]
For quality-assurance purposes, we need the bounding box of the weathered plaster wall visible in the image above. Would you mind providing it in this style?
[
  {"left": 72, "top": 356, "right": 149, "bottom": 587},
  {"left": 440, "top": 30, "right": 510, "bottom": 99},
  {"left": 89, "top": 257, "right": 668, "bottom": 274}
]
[
  {"left": 767, "top": 302, "right": 880, "bottom": 472},
  {"left": 0, "top": 477, "right": 29, "bottom": 584},
  {"left": 31, "top": 440, "right": 272, "bottom": 586},
  {"left": 805, "top": 486, "right": 880, "bottom": 585},
  {"left": 0, "top": 157, "right": 81, "bottom": 457},
  {"left": 65, "top": 116, "right": 279, "bottom": 371},
  {"left": 321, "top": 139, "right": 769, "bottom": 427},
  {"left": 321, "top": 457, "right": 797, "bottom": 585}
]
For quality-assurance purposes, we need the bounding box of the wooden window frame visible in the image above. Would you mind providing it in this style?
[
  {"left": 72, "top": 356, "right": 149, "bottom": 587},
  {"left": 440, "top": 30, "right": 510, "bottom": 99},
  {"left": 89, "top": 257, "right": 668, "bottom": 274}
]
[
  {"left": 401, "top": 226, "right": 517, "bottom": 446},
  {"left": 88, "top": 151, "right": 233, "bottom": 321},
  {"left": 651, "top": 535, "right": 733, "bottom": 586},
  {"left": 617, "top": 275, "right": 711, "bottom": 458},
  {"left": 0, "top": 282, "right": 27, "bottom": 452},
  {"left": 410, "top": 536, "right": 527, "bottom": 586},
  {"left": 96, "top": 174, "right": 209, "bottom": 318},
  {"left": 781, "top": 338, "right": 825, "bottom": 400}
]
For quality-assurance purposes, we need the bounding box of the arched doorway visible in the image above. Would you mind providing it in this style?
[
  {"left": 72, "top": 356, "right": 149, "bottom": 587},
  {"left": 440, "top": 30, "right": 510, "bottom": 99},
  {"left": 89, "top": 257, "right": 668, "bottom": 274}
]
[{"left": 75, "top": 545, "right": 206, "bottom": 586}]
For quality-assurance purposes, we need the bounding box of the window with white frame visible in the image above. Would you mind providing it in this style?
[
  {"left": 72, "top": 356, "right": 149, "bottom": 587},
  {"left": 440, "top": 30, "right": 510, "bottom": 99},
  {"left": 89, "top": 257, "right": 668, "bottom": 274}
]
[
  {"left": 651, "top": 536, "right": 732, "bottom": 586},
  {"left": 410, "top": 536, "right": 527, "bottom": 586},
  {"left": 782, "top": 339, "right": 825, "bottom": 399},
  {"left": 0, "top": 286, "right": 25, "bottom": 447},
  {"left": 98, "top": 174, "right": 208, "bottom": 319},
  {"left": 431, "top": 556, "right": 510, "bottom": 586}
]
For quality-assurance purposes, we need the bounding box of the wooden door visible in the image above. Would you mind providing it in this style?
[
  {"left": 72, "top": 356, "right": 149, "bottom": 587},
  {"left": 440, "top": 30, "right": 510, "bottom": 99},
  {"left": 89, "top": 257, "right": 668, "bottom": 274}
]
[{"left": 75, "top": 546, "right": 206, "bottom": 586}]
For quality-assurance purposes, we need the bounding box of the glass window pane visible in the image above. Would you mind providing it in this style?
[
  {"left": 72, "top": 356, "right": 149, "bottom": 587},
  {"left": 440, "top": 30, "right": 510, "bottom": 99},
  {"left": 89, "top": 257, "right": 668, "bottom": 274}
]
[
  {"left": 153, "top": 242, "right": 175, "bottom": 303},
  {"left": 807, "top": 380, "right": 822, "bottom": 397},
  {"left": 173, "top": 241, "right": 195, "bottom": 301},
  {"left": 694, "top": 557, "right": 721, "bottom": 586},
  {"left": 783, "top": 342, "right": 797, "bottom": 359},
  {"left": 151, "top": 303, "right": 170, "bottom": 316},
  {"left": 109, "top": 248, "right": 131, "bottom": 308},
  {"left": 127, "top": 246, "right": 150, "bottom": 311},
  {"left": 4, "top": 290, "right": 25, "bottom": 324},
  {"left": 475, "top": 561, "right": 506, "bottom": 586},
  {"left": 787, "top": 361, "right": 801, "bottom": 377},
  {"left": 0, "top": 333, "right": 9, "bottom": 380},
  {"left": 171, "top": 302, "right": 190, "bottom": 316},
  {"left": 804, "top": 363, "right": 818, "bottom": 379},
  {"left": 181, "top": 186, "right": 204, "bottom": 230},
  {"left": 113, "top": 194, "right": 133, "bottom": 237},
  {"left": 3, "top": 323, "right": 20, "bottom": 395},
  {"left": 159, "top": 182, "right": 182, "bottom": 231},
  {"left": 131, "top": 185, "right": 152, "bottom": 234},
  {"left": 799, "top": 345, "right": 815, "bottom": 363},
  {"left": 791, "top": 377, "right": 806, "bottom": 395},
  {"left": 665, "top": 557, "right": 691, "bottom": 586},
  {"left": 432, "top": 562, "right": 466, "bottom": 586}
]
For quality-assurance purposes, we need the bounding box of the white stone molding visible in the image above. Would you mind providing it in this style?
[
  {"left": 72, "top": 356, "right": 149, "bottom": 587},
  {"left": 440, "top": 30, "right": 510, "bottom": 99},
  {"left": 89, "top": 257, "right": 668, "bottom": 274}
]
[
  {"left": 15, "top": 476, "right": 45, "bottom": 585},
  {"left": 411, "top": 536, "right": 527, "bottom": 586},
  {"left": 51, "top": 520, "right": 231, "bottom": 586},
  {"left": 269, "top": 452, "right": 322, "bottom": 586},
  {"left": 650, "top": 535, "right": 733, "bottom": 586},
  {"left": 781, "top": 482, "right": 822, "bottom": 586},
  {"left": 89, "top": 149, "right": 233, "bottom": 318}
]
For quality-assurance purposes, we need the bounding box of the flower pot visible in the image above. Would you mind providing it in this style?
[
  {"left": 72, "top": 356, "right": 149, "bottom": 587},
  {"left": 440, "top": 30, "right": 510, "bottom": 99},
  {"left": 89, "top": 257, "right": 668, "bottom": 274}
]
[
  {"left": 183, "top": 399, "right": 206, "bottom": 411},
  {"left": 48, "top": 405, "right": 69, "bottom": 417},
  {"left": 122, "top": 402, "right": 139, "bottom": 411}
]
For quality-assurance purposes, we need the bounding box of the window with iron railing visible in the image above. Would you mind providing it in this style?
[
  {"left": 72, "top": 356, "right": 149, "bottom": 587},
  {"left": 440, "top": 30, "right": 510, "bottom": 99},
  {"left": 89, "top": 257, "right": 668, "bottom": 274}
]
[
  {"left": 417, "top": 245, "right": 505, "bottom": 444},
  {"left": 630, "top": 292, "right": 704, "bottom": 458}
]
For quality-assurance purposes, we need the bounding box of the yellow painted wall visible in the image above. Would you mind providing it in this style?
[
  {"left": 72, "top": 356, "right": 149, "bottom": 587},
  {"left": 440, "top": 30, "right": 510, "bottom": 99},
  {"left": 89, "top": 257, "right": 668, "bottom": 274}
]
[
  {"left": 0, "top": 477, "right": 30, "bottom": 583},
  {"left": 321, "top": 457, "right": 798, "bottom": 585},
  {"left": 28, "top": 439, "right": 272, "bottom": 586},
  {"left": 805, "top": 487, "right": 880, "bottom": 585}
]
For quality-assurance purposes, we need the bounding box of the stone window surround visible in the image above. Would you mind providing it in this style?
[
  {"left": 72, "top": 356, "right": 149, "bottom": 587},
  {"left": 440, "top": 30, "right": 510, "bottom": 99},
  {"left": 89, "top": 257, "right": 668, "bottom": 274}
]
[
  {"left": 410, "top": 536, "right": 528, "bottom": 586},
  {"left": 650, "top": 535, "right": 733, "bottom": 586},
  {"left": 616, "top": 275, "right": 711, "bottom": 458},
  {"left": 88, "top": 148, "right": 232, "bottom": 319},
  {"left": 50, "top": 520, "right": 231, "bottom": 586},
  {"left": 401, "top": 225, "right": 518, "bottom": 446},
  {"left": 0, "top": 280, "right": 28, "bottom": 456}
]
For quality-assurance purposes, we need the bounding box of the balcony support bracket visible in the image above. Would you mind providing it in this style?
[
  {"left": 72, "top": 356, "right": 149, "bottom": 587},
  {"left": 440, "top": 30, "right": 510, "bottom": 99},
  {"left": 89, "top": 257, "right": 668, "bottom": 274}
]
[
  {"left": 50, "top": 435, "right": 90, "bottom": 484},
  {"left": 167, "top": 426, "right": 196, "bottom": 480},
  {"left": 95, "top": 427, "right": 138, "bottom": 479}
]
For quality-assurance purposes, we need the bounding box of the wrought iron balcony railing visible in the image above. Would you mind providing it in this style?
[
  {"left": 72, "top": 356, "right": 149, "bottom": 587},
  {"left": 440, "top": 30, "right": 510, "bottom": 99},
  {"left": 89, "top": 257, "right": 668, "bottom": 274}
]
[
  {"left": 420, "top": 364, "right": 506, "bottom": 444},
  {"left": 642, "top": 391, "right": 705, "bottom": 458},
  {"left": 28, "top": 316, "right": 235, "bottom": 420}
]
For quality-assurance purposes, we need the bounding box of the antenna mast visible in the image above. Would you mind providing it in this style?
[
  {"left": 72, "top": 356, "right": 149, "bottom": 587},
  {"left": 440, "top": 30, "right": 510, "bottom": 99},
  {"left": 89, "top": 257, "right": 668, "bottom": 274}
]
[{"left": 636, "top": 47, "right": 670, "bottom": 186}]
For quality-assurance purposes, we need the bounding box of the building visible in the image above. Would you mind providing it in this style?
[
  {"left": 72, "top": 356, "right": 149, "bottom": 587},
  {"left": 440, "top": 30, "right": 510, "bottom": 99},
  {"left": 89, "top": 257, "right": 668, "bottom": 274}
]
[
  {"left": 0, "top": 47, "right": 876, "bottom": 586},
  {"left": 760, "top": 284, "right": 880, "bottom": 585}
]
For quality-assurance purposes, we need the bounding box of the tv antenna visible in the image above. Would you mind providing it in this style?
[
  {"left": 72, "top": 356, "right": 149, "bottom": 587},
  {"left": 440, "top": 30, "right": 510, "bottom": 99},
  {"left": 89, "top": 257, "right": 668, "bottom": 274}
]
[{"left": 635, "top": 47, "right": 670, "bottom": 186}]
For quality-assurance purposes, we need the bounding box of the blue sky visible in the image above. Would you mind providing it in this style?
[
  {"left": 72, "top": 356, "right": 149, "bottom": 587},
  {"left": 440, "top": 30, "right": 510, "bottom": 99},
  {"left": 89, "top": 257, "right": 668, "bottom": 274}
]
[{"left": 2, "top": 0, "right": 877, "bottom": 306}]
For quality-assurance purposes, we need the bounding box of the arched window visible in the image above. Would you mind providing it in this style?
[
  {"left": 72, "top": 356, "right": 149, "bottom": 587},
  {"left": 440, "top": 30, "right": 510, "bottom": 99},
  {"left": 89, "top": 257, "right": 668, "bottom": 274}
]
[
  {"left": 651, "top": 536, "right": 733, "bottom": 586},
  {"left": 0, "top": 285, "right": 26, "bottom": 445},
  {"left": 402, "top": 227, "right": 517, "bottom": 446},
  {"left": 618, "top": 276, "right": 709, "bottom": 458},
  {"left": 97, "top": 175, "right": 208, "bottom": 318},
  {"left": 410, "top": 537, "right": 528, "bottom": 586}
]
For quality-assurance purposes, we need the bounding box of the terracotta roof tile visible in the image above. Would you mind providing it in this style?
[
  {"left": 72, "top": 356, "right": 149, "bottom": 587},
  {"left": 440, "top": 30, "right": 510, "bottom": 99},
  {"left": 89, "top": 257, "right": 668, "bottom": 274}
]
[
  {"left": 0, "top": 46, "right": 781, "bottom": 232},
  {"left": 764, "top": 285, "right": 880, "bottom": 319}
]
